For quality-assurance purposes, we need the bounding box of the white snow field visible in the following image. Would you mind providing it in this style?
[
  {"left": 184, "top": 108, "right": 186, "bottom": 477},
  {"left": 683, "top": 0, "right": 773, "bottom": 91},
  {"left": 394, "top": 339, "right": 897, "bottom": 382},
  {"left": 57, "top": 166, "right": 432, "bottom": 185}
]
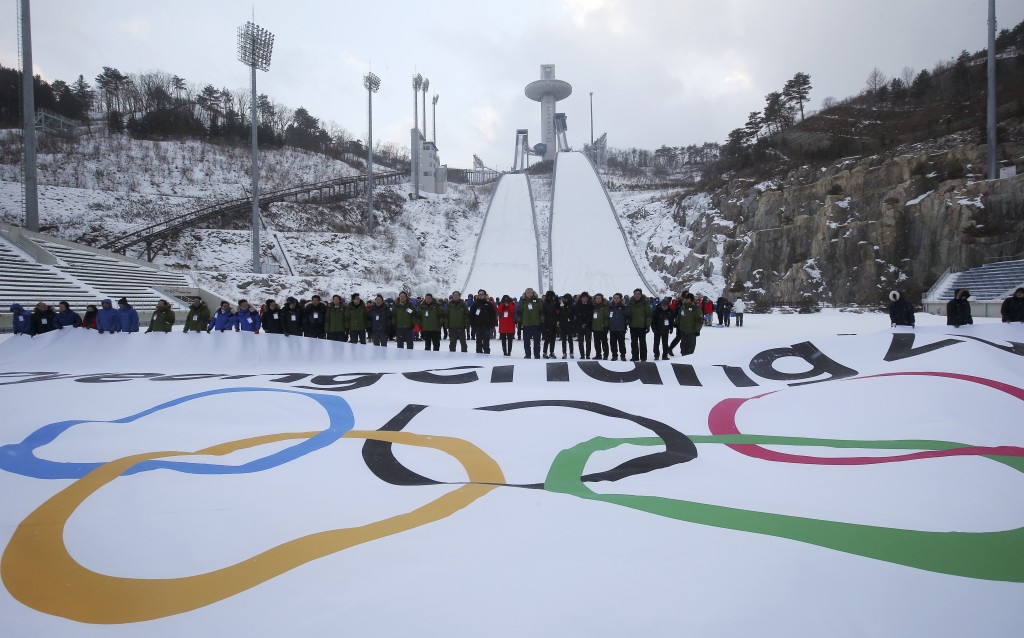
[
  {"left": 463, "top": 174, "right": 542, "bottom": 296},
  {"left": 1, "top": 317, "right": 1022, "bottom": 637},
  {"left": 550, "top": 152, "right": 655, "bottom": 295}
]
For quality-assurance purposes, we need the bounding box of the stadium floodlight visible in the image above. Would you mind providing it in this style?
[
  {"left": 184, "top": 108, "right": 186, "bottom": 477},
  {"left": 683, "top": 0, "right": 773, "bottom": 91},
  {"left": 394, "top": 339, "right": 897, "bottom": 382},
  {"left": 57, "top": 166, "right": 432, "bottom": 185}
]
[
  {"left": 237, "top": 20, "right": 274, "bottom": 274},
  {"left": 364, "top": 72, "right": 381, "bottom": 234},
  {"left": 421, "top": 78, "right": 429, "bottom": 137},
  {"left": 412, "top": 74, "right": 423, "bottom": 198},
  {"left": 432, "top": 94, "right": 439, "bottom": 143}
]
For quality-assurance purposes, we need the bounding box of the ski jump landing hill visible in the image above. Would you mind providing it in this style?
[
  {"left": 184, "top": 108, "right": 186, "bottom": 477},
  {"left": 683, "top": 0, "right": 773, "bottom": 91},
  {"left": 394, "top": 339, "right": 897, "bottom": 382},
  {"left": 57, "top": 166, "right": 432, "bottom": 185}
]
[
  {"left": 464, "top": 151, "right": 658, "bottom": 298},
  {"left": 463, "top": 173, "right": 542, "bottom": 296},
  {"left": 549, "top": 152, "right": 657, "bottom": 296}
]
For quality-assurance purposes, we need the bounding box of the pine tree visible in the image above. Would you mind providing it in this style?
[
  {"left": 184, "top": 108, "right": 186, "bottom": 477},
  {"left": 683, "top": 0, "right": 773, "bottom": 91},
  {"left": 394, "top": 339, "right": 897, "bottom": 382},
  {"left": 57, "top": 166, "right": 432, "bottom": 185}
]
[{"left": 782, "top": 72, "right": 812, "bottom": 121}]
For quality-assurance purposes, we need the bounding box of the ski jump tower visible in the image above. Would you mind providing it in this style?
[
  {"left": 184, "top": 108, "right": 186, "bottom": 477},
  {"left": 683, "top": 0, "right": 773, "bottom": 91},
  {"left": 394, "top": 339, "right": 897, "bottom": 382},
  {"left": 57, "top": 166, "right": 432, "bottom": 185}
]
[{"left": 525, "top": 65, "right": 572, "bottom": 162}]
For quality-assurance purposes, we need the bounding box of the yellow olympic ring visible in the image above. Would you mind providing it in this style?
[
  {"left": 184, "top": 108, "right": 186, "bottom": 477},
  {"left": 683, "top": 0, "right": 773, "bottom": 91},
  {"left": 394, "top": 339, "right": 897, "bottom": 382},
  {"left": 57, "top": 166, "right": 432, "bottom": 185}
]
[{"left": 1, "top": 430, "right": 504, "bottom": 624}]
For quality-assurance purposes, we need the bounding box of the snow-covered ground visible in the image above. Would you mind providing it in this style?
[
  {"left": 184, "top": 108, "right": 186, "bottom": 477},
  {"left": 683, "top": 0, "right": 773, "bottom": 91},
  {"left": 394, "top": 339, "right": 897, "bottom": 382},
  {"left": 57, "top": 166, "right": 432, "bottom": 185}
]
[
  {"left": 1, "top": 313, "right": 1020, "bottom": 637},
  {"left": 463, "top": 174, "right": 541, "bottom": 296},
  {"left": 551, "top": 152, "right": 657, "bottom": 295}
]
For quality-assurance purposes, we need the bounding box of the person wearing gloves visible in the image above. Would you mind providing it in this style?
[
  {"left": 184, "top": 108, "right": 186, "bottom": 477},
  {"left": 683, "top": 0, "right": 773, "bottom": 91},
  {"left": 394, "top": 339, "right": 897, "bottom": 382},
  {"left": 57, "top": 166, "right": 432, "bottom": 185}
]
[
  {"left": 96, "top": 299, "right": 120, "bottom": 334},
  {"left": 677, "top": 293, "right": 703, "bottom": 356},
  {"left": 54, "top": 301, "right": 83, "bottom": 329},
  {"left": 347, "top": 294, "right": 368, "bottom": 344},
  {"left": 281, "top": 297, "right": 305, "bottom": 337},
  {"left": 470, "top": 289, "right": 498, "bottom": 354},
  {"left": 235, "top": 299, "right": 261, "bottom": 333},
  {"left": 369, "top": 294, "right": 392, "bottom": 346},
  {"left": 888, "top": 291, "right": 915, "bottom": 328},
  {"left": 417, "top": 293, "right": 443, "bottom": 351},
  {"left": 146, "top": 300, "right": 175, "bottom": 333},
  {"left": 496, "top": 295, "right": 517, "bottom": 356},
  {"left": 516, "top": 288, "right": 544, "bottom": 359},
  {"left": 651, "top": 296, "right": 676, "bottom": 360},
  {"left": 446, "top": 291, "right": 470, "bottom": 353},
  {"left": 946, "top": 289, "right": 973, "bottom": 328},
  {"left": 607, "top": 293, "right": 628, "bottom": 361},
  {"left": 116, "top": 298, "right": 140, "bottom": 333},
  {"left": 82, "top": 304, "right": 98, "bottom": 330},
  {"left": 260, "top": 299, "right": 284, "bottom": 335},
  {"left": 574, "top": 292, "right": 594, "bottom": 360},
  {"left": 591, "top": 293, "right": 610, "bottom": 360},
  {"left": 183, "top": 297, "right": 211, "bottom": 333}
]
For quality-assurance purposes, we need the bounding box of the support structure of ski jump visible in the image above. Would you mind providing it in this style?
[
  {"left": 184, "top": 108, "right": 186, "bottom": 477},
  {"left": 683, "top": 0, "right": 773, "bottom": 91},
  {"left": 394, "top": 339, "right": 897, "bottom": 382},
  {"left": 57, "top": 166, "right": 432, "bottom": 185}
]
[
  {"left": 462, "top": 173, "right": 542, "bottom": 297},
  {"left": 549, "top": 151, "right": 659, "bottom": 295}
]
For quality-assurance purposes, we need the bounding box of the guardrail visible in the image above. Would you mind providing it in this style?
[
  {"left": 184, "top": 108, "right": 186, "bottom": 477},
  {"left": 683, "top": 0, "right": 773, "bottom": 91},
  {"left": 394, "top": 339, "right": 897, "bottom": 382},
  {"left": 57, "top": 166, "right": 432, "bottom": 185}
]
[{"left": 101, "top": 170, "right": 404, "bottom": 254}]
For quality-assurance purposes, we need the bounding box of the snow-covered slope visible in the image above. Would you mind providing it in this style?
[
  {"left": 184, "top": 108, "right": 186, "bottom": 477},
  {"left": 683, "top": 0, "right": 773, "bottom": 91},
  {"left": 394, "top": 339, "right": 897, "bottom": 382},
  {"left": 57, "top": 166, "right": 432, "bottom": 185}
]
[
  {"left": 550, "top": 152, "right": 657, "bottom": 295},
  {"left": 463, "top": 174, "right": 541, "bottom": 296}
]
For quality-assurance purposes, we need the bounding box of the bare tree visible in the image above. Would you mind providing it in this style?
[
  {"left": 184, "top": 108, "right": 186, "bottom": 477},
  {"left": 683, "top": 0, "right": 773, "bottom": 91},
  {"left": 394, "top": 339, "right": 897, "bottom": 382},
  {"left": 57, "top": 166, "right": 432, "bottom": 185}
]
[
  {"left": 900, "top": 66, "right": 916, "bottom": 89},
  {"left": 865, "top": 67, "right": 888, "bottom": 94}
]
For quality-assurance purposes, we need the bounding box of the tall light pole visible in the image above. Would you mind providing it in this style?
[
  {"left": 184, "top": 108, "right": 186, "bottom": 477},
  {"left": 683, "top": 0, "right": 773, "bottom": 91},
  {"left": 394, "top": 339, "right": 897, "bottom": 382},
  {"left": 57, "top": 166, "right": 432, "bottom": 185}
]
[
  {"left": 364, "top": 72, "right": 381, "bottom": 234},
  {"left": 589, "top": 91, "right": 594, "bottom": 147},
  {"left": 412, "top": 74, "right": 422, "bottom": 199},
  {"left": 237, "top": 20, "right": 274, "bottom": 274},
  {"left": 987, "top": 0, "right": 998, "bottom": 180},
  {"left": 20, "top": 0, "right": 38, "bottom": 232},
  {"left": 432, "top": 94, "right": 439, "bottom": 143},
  {"left": 421, "top": 78, "right": 429, "bottom": 139}
]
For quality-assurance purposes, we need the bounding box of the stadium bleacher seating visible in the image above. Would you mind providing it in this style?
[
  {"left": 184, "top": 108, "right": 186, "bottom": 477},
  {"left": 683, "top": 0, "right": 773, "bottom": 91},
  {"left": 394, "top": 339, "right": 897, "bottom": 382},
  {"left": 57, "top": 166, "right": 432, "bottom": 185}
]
[
  {"left": 0, "top": 236, "right": 98, "bottom": 311},
  {"left": 936, "top": 259, "right": 1024, "bottom": 301}
]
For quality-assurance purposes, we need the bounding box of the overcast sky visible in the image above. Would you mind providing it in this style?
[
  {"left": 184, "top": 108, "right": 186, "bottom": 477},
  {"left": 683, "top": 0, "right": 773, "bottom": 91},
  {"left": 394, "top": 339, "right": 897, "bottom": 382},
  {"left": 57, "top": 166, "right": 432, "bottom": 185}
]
[{"left": 2, "top": 1, "right": 1021, "bottom": 169}]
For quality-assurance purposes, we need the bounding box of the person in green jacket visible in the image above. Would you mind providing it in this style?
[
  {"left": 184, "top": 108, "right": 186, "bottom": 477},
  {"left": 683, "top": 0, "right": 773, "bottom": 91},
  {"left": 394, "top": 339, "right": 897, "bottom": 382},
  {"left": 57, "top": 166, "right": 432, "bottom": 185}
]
[
  {"left": 326, "top": 295, "right": 347, "bottom": 341},
  {"left": 182, "top": 297, "right": 210, "bottom": 333},
  {"left": 676, "top": 293, "right": 703, "bottom": 356},
  {"left": 393, "top": 291, "right": 416, "bottom": 349},
  {"left": 627, "top": 288, "right": 653, "bottom": 362},
  {"left": 347, "top": 293, "right": 368, "bottom": 344},
  {"left": 146, "top": 300, "right": 175, "bottom": 333},
  {"left": 516, "top": 287, "right": 544, "bottom": 359},
  {"left": 446, "top": 291, "right": 470, "bottom": 353},
  {"left": 418, "top": 293, "right": 443, "bottom": 351},
  {"left": 591, "top": 293, "right": 610, "bottom": 360}
]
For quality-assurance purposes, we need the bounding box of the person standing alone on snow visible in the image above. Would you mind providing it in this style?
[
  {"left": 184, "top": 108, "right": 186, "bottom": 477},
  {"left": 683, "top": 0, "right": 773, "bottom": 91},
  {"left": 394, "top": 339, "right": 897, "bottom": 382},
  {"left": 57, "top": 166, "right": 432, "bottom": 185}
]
[
  {"left": 732, "top": 298, "right": 746, "bottom": 327},
  {"left": 888, "top": 291, "right": 915, "bottom": 327}
]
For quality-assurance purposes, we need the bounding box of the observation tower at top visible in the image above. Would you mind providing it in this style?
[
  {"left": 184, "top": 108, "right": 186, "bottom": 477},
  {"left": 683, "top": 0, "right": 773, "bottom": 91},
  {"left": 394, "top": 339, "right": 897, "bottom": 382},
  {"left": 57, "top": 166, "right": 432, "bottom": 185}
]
[{"left": 525, "top": 65, "right": 572, "bottom": 162}]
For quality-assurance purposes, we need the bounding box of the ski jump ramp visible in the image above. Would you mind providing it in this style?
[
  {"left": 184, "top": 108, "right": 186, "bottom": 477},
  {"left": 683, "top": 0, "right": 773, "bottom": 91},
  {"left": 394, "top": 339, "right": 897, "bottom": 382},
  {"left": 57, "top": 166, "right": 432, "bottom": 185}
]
[
  {"left": 463, "top": 173, "right": 542, "bottom": 297},
  {"left": 550, "top": 151, "right": 656, "bottom": 296}
]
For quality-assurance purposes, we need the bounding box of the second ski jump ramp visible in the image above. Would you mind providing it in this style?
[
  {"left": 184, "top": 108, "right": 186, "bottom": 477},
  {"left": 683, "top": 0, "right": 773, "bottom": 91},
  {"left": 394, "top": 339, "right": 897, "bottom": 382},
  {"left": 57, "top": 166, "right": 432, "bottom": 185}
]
[
  {"left": 463, "top": 174, "right": 542, "bottom": 296},
  {"left": 550, "top": 152, "right": 656, "bottom": 295}
]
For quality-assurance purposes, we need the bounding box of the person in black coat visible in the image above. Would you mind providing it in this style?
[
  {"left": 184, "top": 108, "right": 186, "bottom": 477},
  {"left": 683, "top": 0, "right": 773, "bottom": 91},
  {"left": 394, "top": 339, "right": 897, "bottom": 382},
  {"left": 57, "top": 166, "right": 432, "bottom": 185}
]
[
  {"left": 261, "top": 299, "right": 284, "bottom": 334},
  {"left": 574, "top": 292, "right": 594, "bottom": 359},
  {"left": 557, "top": 293, "right": 575, "bottom": 358},
  {"left": 946, "top": 289, "right": 974, "bottom": 328},
  {"left": 469, "top": 289, "right": 498, "bottom": 354},
  {"left": 303, "top": 295, "right": 327, "bottom": 339},
  {"left": 1001, "top": 287, "right": 1024, "bottom": 323},
  {"left": 368, "top": 294, "right": 392, "bottom": 346},
  {"left": 30, "top": 302, "right": 57, "bottom": 335},
  {"left": 888, "top": 291, "right": 915, "bottom": 327},
  {"left": 541, "top": 290, "right": 560, "bottom": 359},
  {"left": 281, "top": 297, "right": 304, "bottom": 336},
  {"left": 652, "top": 297, "right": 676, "bottom": 360}
]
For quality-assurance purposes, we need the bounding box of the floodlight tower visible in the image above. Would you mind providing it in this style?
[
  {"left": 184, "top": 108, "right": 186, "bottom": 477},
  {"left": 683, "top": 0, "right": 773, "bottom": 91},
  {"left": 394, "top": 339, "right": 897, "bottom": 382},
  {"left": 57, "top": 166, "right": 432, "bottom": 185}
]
[
  {"left": 525, "top": 65, "right": 572, "bottom": 162},
  {"left": 412, "top": 74, "right": 422, "bottom": 198},
  {"left": 19, "top": 0, "right": 38, "bottom": 232},
  {"left": 237, "top": 20, "right": 274, "bottom": 274},
  {"left": 421, "top": 78, "right": 430, "bottom": 139},
  {"left": 364, "top": 72, "right": 381, "bottom": 234},
  {"left": 432, "top": 94, "right": 439, "bottom": 143}
]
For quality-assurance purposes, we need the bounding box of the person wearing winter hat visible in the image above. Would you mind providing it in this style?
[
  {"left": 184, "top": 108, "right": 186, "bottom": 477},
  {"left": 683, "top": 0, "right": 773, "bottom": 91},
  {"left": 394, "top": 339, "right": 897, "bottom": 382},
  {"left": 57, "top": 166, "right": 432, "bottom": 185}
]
[
  {"left": 116, "top": 297, "right": 140, "bottom": 333},
  {"left": 9, "top": 303, "right": 31, "bottom": 334},
  {"left": 1001, "top": 288, "right": 1024, "bottom": 323},
  {"left": 946, "top": 289, "right": 973, "bottom": 328},
  {"left": 96, "top": 299, "right": 120, "bottom": 334},
  {"left": 888, "top": 291, "right": 915, "bottom": 328},
  {"left": 30, "top": 302, "right": 57, "bottom": 336},
  {"left": 281, "top": 297, "right": 304, "bottom": 336}
]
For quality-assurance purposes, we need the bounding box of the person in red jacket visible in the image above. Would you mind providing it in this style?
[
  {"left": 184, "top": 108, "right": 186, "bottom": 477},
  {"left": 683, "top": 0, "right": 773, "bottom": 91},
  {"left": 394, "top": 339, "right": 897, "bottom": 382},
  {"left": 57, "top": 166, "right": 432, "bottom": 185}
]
[
  {"left": 496, "top": 295, "right": 517, "bottom": 356},
  {"left": 700, "top": 295, "right": 715, "bottom": 327}
]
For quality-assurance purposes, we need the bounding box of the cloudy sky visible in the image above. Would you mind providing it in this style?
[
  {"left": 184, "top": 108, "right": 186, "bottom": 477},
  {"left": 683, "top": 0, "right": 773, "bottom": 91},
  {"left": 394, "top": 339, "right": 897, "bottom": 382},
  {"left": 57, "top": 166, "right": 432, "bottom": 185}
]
[{"left": 2, "top": 0, "right": 1020, "bottom": 169}]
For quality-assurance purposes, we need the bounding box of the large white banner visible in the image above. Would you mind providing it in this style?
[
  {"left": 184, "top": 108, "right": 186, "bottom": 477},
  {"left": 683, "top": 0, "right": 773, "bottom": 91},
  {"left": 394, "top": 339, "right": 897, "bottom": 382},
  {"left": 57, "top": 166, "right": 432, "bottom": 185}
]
[{"left": 1, "top": 325, "right": 1022, "bottom": 637}]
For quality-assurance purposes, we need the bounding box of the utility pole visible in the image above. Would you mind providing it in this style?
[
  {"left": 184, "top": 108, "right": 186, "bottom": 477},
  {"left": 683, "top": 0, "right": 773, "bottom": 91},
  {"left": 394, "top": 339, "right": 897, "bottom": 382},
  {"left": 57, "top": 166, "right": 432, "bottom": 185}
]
[
  {"left": 20, "top": 0, "right": 38, "bottom": 232},
  {"left": 987, "top": 0, "right": 998, "bottom": 180}
]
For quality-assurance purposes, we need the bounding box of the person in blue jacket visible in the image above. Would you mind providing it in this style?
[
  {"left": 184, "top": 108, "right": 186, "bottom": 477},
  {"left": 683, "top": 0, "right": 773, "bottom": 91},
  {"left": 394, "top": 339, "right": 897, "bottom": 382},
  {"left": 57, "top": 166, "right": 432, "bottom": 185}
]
[
  {"left": 54, "top": 301, "right": 82, "bottom": 329},
  {"left": 10, "top": 303, "right": 31, "bottom": 334},
  {"left": 96, "top": 299, "right": 120, "bottom": 334},
  {"left": 116, "top": 297, "right": 140, "bottom": 333},
  {"left": 235, "top": 299, "right": 261, "bottom": 333},
  {"left": 208, "top": 300, "right": 236, "bottom": 332}
]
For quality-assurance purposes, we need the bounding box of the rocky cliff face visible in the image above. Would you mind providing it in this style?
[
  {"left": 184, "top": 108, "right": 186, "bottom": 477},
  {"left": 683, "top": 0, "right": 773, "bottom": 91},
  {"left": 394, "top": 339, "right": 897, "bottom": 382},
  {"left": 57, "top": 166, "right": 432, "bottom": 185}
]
[{"left": 667, "top": 134, "right": 1024, "bottom": 306}]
